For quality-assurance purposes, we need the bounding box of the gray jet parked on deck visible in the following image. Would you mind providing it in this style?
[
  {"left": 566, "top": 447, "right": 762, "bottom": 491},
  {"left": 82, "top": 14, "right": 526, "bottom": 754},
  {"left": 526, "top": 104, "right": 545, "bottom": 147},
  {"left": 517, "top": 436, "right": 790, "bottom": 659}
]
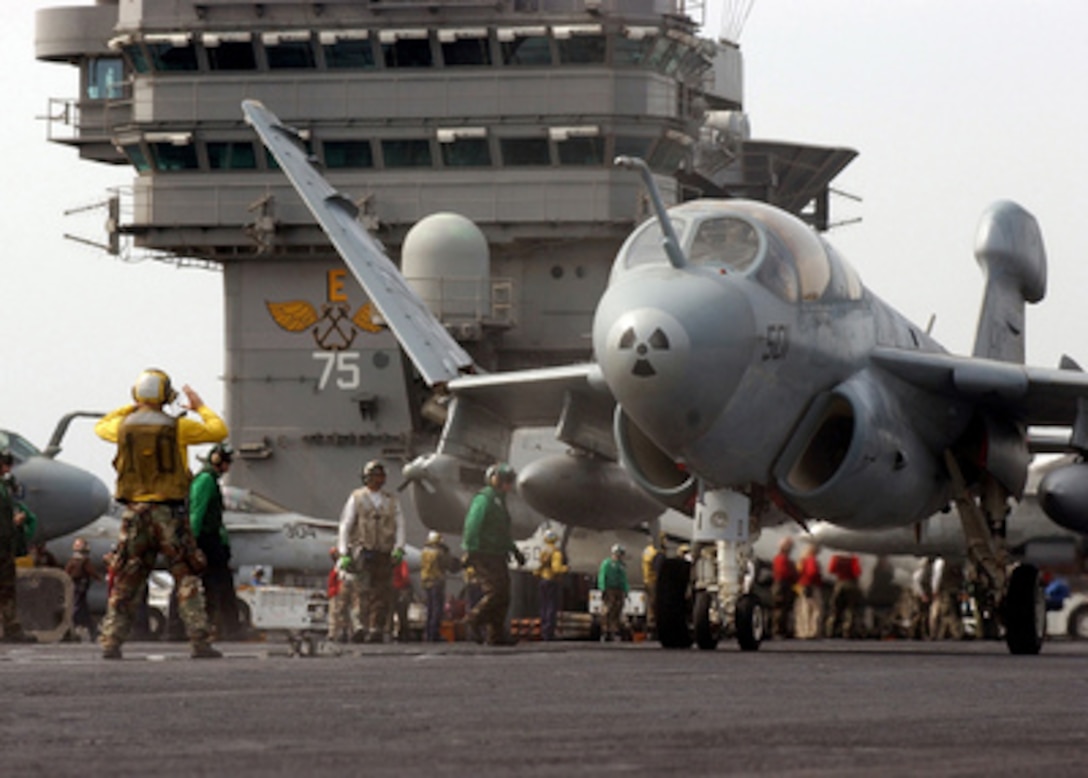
[{"left": 244, "top": 99, "right": 1088, "bottom": 656}]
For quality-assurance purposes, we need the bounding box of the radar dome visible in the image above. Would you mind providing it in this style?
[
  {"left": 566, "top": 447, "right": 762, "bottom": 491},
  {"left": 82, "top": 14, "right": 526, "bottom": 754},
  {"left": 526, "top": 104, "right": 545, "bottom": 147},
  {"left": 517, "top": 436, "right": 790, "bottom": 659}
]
[{"left": 402, "top": 212, "right": 490, "bottom": 325}]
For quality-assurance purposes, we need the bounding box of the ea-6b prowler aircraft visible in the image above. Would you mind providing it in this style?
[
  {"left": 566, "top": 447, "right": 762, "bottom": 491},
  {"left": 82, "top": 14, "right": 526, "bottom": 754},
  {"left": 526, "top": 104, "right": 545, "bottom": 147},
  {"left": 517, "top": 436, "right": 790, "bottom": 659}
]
[
  {"left": 2, "top": 414, "right": 111, "bottom": 542},
  {"left": 244, "top": 99, "right": 1088, "bottom": 655}
]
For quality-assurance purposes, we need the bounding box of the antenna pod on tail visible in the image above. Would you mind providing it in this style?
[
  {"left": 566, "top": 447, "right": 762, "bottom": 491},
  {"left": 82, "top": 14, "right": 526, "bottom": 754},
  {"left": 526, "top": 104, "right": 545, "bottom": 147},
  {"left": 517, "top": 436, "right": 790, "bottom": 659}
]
[{"left": 972, "top": 200, "right": 1047, "bottom": 363}]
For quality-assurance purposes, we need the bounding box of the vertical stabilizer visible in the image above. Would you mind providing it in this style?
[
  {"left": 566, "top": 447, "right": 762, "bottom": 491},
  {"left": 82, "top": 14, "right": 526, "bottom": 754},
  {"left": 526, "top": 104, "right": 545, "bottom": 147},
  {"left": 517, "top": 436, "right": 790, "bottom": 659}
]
[{"left": 971, "top": 201, "right": 1047, "bottom": 363}]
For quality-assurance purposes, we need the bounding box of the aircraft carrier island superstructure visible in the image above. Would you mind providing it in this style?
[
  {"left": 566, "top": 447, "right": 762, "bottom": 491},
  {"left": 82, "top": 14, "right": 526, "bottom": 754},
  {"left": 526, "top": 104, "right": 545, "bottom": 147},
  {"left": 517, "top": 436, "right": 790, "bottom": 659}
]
[{"left": 35, "top": 0, "right": 854, "bottom": 529}]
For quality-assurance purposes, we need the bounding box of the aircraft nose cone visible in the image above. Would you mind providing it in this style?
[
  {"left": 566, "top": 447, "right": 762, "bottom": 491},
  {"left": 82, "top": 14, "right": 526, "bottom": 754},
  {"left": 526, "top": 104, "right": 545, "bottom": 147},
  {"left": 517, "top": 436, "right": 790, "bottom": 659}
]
[
  {"left": 593, "top": 269, "right": 756, "bottom": 451},
  {"left": 14, "top": 458, "right": 113, "bottom": 538},
  {"left": 88, "top": 472, "right": 112, "bottom": 517}
]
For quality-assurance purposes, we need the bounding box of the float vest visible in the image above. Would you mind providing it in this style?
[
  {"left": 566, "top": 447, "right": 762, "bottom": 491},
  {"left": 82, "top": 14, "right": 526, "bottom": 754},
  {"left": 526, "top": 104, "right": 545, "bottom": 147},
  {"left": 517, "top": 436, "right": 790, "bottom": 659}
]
[
  {"left": 113, "top": 408, "right": 189, "bottom": 501},
  {"left": 420, "top": 544, "right": 448, "bottom": 586},
  {"left": 347, "top": 488, "right": 398, "bottom": 553}
]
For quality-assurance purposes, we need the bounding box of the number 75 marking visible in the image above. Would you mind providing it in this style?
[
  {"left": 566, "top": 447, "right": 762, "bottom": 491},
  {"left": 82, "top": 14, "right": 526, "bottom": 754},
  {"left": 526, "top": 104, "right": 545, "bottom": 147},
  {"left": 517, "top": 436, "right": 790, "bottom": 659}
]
[{"left": 313, "top": 351, "right": 361, "bottom": 391}]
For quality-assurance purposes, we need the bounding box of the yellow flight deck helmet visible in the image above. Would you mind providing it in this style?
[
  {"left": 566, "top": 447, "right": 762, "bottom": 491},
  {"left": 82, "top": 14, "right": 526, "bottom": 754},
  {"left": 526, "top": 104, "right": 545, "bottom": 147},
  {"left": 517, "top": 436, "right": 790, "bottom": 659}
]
[{"left": 131, "top": 368, "right": 177, "bottom": 406}]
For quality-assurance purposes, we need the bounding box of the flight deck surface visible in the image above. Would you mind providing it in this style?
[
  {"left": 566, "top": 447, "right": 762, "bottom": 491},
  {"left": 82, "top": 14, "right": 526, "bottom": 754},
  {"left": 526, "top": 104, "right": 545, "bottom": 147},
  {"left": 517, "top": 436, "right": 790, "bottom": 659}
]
[{"left": 4, "top": 638, "right": 1085, "bottom": 776}]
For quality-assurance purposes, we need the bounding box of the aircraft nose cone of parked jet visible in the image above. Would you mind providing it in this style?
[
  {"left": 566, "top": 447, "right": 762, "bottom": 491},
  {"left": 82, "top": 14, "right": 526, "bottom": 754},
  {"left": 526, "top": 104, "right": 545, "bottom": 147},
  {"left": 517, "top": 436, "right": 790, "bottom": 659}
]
[
  {"left": 14, "top": 458, "right": 112, "bottom": 539},
  {"left": 593, "top": 269, "right": 756, "bottom": 452}
]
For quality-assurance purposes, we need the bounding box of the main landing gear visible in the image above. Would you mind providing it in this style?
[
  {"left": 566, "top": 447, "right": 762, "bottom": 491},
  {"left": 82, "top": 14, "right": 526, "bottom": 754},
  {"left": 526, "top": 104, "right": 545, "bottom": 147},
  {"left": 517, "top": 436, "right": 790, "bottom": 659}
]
[
  {"left": 655, "top": 486, "right": 764, "bottom": 651},
  {"left": 944, "top": 451, "right": 1046, "bottom": 655}
]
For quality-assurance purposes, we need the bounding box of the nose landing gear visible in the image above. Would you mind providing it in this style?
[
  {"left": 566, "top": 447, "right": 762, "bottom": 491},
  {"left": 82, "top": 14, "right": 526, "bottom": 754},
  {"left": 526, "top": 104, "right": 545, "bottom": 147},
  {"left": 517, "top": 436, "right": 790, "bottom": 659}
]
[{"left": 656, "top": 486, "right": 764, "bottom": 651}]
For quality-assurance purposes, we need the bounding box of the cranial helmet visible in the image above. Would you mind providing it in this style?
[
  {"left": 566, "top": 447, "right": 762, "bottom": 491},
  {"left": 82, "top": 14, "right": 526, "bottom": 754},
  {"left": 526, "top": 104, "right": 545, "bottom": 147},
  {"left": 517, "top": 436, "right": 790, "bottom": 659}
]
[
  {"left": 132, "top": 368, "right": 177, "bottom": 405},
  {"left": 611, "top": 543, "right": 626, "bottom": 557},
  {"left": 362, "top": 460, "right": 385, "bottom": 479},
  {"left": 73, "top": 537, "right": 89, "bottom": 553},
  {"left": 208, "top": 442, "right": 234, "bottom": 466},
  {"left": 543, "top": 529, "right": 559, "bottom": 544},
  {"left": 0, "top": 449, "right": 13, "bottom": 467},
  {"left": 485, "top": 462, "right": 516, "bottom": 485},
  {"left": 427, "top": 530, "right": 443, "bottom": 545}
]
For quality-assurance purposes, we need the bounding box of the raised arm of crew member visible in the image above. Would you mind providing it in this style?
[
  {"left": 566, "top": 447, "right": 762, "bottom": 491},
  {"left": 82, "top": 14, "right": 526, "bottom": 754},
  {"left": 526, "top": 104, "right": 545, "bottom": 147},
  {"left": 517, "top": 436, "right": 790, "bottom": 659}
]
[{"left": 96, "top": 384, "right": 227, "bottom": 450}]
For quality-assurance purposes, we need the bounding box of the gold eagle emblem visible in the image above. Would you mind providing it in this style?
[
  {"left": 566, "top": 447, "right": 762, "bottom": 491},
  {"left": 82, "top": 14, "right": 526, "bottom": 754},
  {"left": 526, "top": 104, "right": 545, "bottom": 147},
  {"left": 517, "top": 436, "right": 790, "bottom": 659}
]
[{"left": 267, "top": 300, "right": 382, "bottom": 351}]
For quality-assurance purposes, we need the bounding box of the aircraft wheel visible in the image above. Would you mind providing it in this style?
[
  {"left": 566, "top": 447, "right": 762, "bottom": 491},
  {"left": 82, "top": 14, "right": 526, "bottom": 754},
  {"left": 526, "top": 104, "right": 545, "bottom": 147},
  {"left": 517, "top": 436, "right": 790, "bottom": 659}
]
[
  {"left": 693, "top": 590, "right": 720, "bottom": 650},
  {"left": 736, "top": 593, "right": 764, "bottom": 652},
  {"left": 1003, "top": 564, "right": 1045, "bottom": 655},
  {"left": 655, "top": 558, "right": 692, "bottom": 649},
  {"left": 1068, "top": 605, "right": 1088, "bottom": 639}
]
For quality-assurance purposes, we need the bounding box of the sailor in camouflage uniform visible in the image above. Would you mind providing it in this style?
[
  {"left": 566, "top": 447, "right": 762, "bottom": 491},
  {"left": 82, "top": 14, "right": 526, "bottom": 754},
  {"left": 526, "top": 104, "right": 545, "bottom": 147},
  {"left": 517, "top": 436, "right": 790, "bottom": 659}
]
[{"left": 95, "top": 369, "right": 228, "bottom": 660}]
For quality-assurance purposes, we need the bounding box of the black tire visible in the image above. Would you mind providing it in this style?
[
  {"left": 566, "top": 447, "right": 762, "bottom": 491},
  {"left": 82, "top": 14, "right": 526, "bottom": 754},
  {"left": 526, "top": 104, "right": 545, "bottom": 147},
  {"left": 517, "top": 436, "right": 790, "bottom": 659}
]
[
  {"left": 693, "top": 590, "right": 720, "bottom": 650},
  {"left": 1003, "top": 564, "right": 1045, "bottom": 655},
  {"left": 656, "top": 558, "right": 692, "bottom": 649},
  {"left": 736, "top": 593, "right": 764, "bottom": 651},
  {"left": 1068, "top": 605, "right": 1088, "bottom": 640}
]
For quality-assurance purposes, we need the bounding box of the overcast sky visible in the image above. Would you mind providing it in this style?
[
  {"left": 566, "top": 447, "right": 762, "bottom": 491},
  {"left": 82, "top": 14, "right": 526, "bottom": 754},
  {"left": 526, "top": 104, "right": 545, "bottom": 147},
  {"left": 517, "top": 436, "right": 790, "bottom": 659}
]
[{"left": 4, "top": 1, "right": 1088, "bottom": 489}]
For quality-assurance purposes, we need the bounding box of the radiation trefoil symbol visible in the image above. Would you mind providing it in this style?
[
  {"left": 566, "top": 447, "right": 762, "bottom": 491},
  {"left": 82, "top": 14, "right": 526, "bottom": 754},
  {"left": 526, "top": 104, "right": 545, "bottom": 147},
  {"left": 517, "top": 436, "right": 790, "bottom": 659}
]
[{"left": 617, "top": 326, "right": 671, "bottom": 377}]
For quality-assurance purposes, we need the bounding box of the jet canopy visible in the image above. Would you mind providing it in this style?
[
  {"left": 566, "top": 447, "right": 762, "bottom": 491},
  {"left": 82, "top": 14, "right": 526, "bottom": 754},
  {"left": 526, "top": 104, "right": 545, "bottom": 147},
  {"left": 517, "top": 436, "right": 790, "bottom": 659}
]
[
  {"left": 0, "top": 430, "right": 42, "bottom": 463},
  {"left": 614, "top": 199, "right": 862, "bottom": 303}
]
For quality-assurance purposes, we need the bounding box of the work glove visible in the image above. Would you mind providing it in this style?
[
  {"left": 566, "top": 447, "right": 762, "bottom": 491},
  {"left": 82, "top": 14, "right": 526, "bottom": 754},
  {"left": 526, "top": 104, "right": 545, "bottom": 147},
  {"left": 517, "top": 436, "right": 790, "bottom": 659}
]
[
  {"left": 337, "top": 555, "right": 353, "bottom": 572},
  {"left": 513, "top": 549, "right": 527, "bottom": 567}
]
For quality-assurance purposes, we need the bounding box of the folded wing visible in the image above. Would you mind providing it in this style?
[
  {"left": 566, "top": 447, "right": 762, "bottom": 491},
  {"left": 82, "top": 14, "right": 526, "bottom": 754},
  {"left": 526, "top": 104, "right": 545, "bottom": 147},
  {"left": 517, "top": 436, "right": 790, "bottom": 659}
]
[{"left": 242, "top": 99, "right": 475, "bottom": 386}]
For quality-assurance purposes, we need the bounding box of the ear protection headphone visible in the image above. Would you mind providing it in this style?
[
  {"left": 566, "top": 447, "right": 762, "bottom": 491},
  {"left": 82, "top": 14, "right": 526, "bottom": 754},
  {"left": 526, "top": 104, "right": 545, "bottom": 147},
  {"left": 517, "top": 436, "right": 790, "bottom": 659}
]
[
  {"left": 209, "top": 442, "right": 234, "bottom": 466},
  {"left": 131, "top": 368, "right": 178, "bottom": 405}
]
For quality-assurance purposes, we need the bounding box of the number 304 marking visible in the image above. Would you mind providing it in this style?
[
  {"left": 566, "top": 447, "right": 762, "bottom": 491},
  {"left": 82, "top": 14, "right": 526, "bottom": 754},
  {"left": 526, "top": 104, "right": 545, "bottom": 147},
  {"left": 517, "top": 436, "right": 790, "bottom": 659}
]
[{"left": 313, "top": 351, "right": 361, "bottom": 391}]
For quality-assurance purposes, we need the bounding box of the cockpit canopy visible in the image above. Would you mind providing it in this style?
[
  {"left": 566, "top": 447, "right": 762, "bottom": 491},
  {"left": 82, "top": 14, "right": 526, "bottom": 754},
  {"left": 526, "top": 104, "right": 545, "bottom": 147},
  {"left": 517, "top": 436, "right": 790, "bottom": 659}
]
[
  {"left": 0, "top": 430, "right": 41, "bottom": 464},
  {"left": 613, "top": 199, "right": 862, "bottom": 303}
]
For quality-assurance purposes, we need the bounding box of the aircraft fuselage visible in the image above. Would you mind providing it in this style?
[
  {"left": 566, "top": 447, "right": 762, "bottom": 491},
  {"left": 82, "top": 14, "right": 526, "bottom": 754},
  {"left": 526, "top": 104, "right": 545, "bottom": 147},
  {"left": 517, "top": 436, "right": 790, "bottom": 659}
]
[{"left": 593, "top": 199, "right": 974, "bottom": 529}]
